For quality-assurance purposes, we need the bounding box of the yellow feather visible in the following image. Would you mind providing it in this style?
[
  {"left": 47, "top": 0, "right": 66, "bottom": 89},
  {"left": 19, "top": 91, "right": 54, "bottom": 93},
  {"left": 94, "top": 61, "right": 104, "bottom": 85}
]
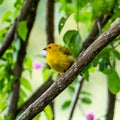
[{"left": 44, "top": 43, "right": 75, "bottom": 73}]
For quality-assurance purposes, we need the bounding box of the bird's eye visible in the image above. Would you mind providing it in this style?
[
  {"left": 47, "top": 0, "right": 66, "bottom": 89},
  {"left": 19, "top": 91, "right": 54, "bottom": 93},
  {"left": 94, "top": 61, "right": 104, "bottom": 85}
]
[{"left": 48, "top": 46, "right": 51, "bottom": 49}]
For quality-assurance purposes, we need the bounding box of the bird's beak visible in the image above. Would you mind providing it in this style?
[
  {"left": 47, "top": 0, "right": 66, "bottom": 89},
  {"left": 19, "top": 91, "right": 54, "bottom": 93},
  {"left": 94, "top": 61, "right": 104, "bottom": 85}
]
[{"left": 43, "top": 48, "right": 46, "bottom": 50}]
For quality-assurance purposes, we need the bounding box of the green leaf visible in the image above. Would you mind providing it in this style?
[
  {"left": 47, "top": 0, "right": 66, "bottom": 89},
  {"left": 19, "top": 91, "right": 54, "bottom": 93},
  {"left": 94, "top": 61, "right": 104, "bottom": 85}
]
[
  {"left": 0, "top": 27, "right": 8, "bottom": 35},
  {"left": 20, "top": 77, "right": 32, "bottom": 92},
  {"left": 0, "top": 0, "right": 3, "bottom": 4},
  {"left": 18, "top": 94, "right": 24, "bottom": 106},
  {"left": 62, "top": 100, "right": 71, "bottom": 109},
  {"left": 99, "top": 57, "right": 110, "bottom": 72},
  {"left": 108, "top": 69, "right": 120, "bottom": 94},
  {"left": 44, "top": 105, "right": 53, "bottom": 120},
  {"left": 113, "top": 49, "right": 120, "bottom": 60},
  {"left": 68, "top": 86, "right": 75, "bottom": 94},
  {"left": 33, "top": 113, "right": 41, "bottom": 120},
  {"left": 66, "top": 0, "right": 72, "bottom": 3},
  {"left": 43, "top": 69, "right": 52, "bottom": 81},
  {"left": 24, "top": 55, "right": 32, "bottom": 71},
  {"left": 63, "top": 30, "right": 82, "bottom": 57},
  {"left": 65, "top": 3, "right": 76, "bottom": 15},
  {"left": 20, "top": 87, "right": 27, "bottom": 98},
  {"left": 0, "top": 35, "right": 4, "bottom": 42},
  {"left": 81, "top": 91, "right": 91, "bottom": 96},
  {"left": 68, "top": 31, "right": 82, "bottom": 57},
  {"left": 17, "top": 21, "right": 28, "bottom": 41},
  {"left": 14, "top": 9, "right": 19, "bottom": 18},
  {"left": 91, "top": 0, "right": 114, "bottom": 16},
  {"left": 2, "top": 10, "right": 12, "bottom": 23},
  {"left": 63, "top": 30, "right": 77, "bottom": 44},
  {"left": 81, "top": 97, "right": 92, "bottom": 104},
  {"left": 0, "top": 79, "right": 4, "bottom": 91},
  {"left": 74, "top": 12, "right": 92, "bottom": 22},
  {"left": 114, "top": 6, "right": 120, "bottom": 17},
  {"left": 14, "top": 38, "right": 21, "bottom": 51},
  {"left": 4, "top": 114, "right": 12, "bottom": 120},
  {"left": 78, "top": 0, "right": 88, "bottom": 7},
  {"left": 0, "top": 95, "right": 7, "bottom": 111},
  {"left": 58, "top": 17, "right": 67, "bottom": 33},
  {"left": 82, "top": 64, "right": 91, "bottom": 81}
]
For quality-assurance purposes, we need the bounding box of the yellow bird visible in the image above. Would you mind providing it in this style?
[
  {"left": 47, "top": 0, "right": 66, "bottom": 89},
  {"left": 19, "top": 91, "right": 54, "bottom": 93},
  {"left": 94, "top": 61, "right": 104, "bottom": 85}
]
[{"left": 44, "top": 43, "right": 75, "bottom": 73}]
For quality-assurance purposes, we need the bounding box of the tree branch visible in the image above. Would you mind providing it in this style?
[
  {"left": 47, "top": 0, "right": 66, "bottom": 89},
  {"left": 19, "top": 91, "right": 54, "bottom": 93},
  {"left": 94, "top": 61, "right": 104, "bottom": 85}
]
[
  {"left": 17, "top": 0, "right": 55, "bottom": 117},
  {"left": 68, "top": 77, "right": 84, "bottom": 120},
  {"left": 46, "top": 0, "right": 55, "bottom": 119},
  {"left": 6, "top": 0, "right": 39, "bottom": 119},
  {"left": 67, "top": 14, "right": 113, "bottom": 120},
  {"left": 18, "top": 20, "right": 120, "bottom": 120},
  {"left": 46, "top": 0, "right": 55, "bottom": 44},
  {"left": 17, "top": 75, "right": 54, "bottom": 114},
  {"left": 0, "top": 0, "right": 34, "bottom": 57},
  {"left": 106, "top": 90, "right": 116, "bottom": 120}
]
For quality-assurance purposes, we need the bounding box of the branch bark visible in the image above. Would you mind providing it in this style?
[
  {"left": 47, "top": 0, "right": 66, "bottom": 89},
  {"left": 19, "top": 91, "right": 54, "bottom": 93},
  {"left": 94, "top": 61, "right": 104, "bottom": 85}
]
[
  {"left": 17, "top": 75, "right": 54, "bottom": 114},
  {"left": 6, "top": 37, "right": 27, "bottom": 119},
  {"left": 46, "top": 0, "right": 55, "bottom": 44},
  {"left": 6, "top": 0, "right": 39, "bottom": 119},
  {"left": 106, "top": 90, "right": 116, "bottom": 120},
  {"left": 46, "top": 0, "right": 55, "bottom": 119},
  {"left": 17, "top": 0, "right": 55, "bottom": 118},
  {"left": 68, "top": 77, "right": 84, "bottom": 120},
  {"left": 18, "top": 19, "right": 120, "bottom": 120},
  {"left": 0, "top": 0, "right": 34, "bottom": 57}
]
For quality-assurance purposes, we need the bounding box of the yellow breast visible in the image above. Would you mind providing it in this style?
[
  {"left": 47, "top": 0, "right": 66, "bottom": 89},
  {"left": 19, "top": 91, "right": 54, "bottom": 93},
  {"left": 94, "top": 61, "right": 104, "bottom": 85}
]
[{"left": 46, "top": 53, "right": 75, "bottom": 73}]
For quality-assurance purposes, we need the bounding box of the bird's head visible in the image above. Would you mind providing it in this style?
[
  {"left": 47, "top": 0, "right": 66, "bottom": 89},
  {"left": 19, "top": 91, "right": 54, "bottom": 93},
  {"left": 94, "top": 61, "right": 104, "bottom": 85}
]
[{"left": 43, "top": 43, "right": 62, "bottom": 54}]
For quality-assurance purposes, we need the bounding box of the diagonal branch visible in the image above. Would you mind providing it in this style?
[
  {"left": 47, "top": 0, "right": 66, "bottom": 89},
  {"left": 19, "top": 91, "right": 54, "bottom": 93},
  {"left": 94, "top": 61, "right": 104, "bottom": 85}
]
[
  {"left": 0, "top": 0, "right": 34, "bottom": 57},
  {"left": 17, "top": 13, "right": 109, "bottom": 120},
  {"left": 68, "top": 77, "right": 84, "bottom": 120},
  {"left": 17, "top": 75, "right": 54, "bottom": 114},
  {"left": 67, "top": 14, "right": 112, "bottom": 120},
  {"left": 18, "top": 19, "right": 120, "bottom": 120}
]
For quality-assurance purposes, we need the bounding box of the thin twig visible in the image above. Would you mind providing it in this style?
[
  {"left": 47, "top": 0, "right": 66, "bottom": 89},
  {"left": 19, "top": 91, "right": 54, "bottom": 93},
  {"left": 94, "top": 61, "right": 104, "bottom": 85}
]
[
  {"left": 82, "top": 14, "right": 112, "bottom": 49},
  {"left": 113, "top": 42, "right": 120, "bottom": 48},
  {"left": 46, "top": 0, "right": 55, "bottom": 44},
  {"left": 68, "top": 77, "right": 84, "bottom": 120},
  {"left": 76, "top": 0, "right": 80, "bottom": 31}
]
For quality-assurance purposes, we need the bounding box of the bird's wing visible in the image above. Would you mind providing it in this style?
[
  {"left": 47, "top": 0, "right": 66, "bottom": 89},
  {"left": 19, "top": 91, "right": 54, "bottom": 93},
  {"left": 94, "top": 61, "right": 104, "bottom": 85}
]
[{"left": 59, "top": 47, "right": 71, "bottom": 56}]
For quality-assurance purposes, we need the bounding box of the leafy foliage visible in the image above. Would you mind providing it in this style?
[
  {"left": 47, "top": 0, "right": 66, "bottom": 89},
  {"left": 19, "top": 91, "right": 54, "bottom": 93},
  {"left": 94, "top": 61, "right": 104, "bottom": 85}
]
[
  {"left": 80, "top": 97, "right": 92, "bottom": 104},
  {"left": 63, "top": 30, "right": 82, "bottom": 57},
  {"left": 62, "top": 100, "right": 71, "bottom": 109},
  {"left": 0, "top": 0, "right": 120, "bottom": 119},
  {"left": 2, "top": 10, "right": 12, "bottom": 23},
  {"left": 17, "top": 21, "right": 28, "bottom": 41},
  {"left": 58, "top": 16, "right": 67, "bottom": 33},
  {"left": 108, "top": 68, "right": 120, "bottom": 94},
  {"left": 44, "top": 105, "right": 53, "bottom": 120}
]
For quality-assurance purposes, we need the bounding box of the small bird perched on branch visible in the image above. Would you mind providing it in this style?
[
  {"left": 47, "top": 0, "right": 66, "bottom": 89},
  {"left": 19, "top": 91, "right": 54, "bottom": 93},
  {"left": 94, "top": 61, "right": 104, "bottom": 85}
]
[{"left": 43, "top": 43, "right": 75, "bottom": 73}]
